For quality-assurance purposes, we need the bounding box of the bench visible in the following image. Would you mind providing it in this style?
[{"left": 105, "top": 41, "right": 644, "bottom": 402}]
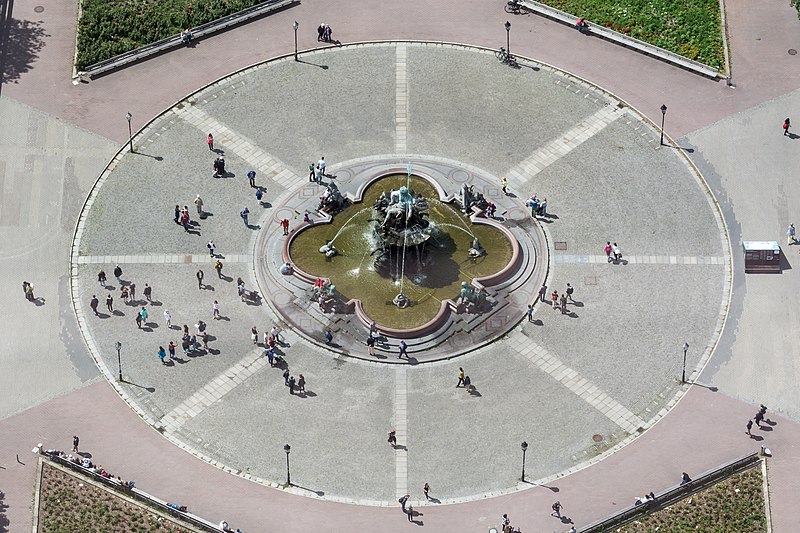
[
  {"left": 519, "top": 0, "right": 721, "bottom": 79},
  {"left": 79, "top": 0, "right": 298, "bottom": 80}
]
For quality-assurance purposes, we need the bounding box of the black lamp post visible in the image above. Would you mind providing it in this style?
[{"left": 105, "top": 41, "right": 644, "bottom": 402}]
[
  {"left": 284, "top": 444, "right": 291, "bottom": 486},
  {"left": 520, "top": 441, "right": 528, "bottom": 481},
  {"left": 292, "top": 21, "right": 299, "bottom": 61},
  {"left": 115, "top": 341, "right": 123, "bottom": 382},
  {"left": 681, "top": 342, "right": 689, "bottom": 384},
  {"left": 505, "top": 21, "right": 511, "bottom": 58},
  {"left": 659, "top": 104, "right": 667, "bottom": 145},
  {"left": 125, "top": 112, "right": 134, "bottom": 153}
]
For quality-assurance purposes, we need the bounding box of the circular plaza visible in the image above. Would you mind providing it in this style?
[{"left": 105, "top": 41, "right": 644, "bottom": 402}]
[{"left": 70, "top": 43, "right": 730, "bottom": 504}]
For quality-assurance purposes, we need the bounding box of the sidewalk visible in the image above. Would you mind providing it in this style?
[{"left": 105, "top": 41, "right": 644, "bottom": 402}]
[{"left": 2, "top": 381, "right": 796, "bottom": 532}]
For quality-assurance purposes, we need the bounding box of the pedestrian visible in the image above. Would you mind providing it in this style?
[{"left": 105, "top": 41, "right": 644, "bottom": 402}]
[
  {"left": 526, "top": 304, "right": 533, "bottom": 322},
  {"left": 788, "top": 224, "right": 796, "bottom": 245},
  {"left": 680, "top": 472, "right": 691, "bottom": 485},
  {"left": 207, "top": 240, "right": 216, "bottom": 257},
  {"left": 194, "top": 195, "right": 204, "bottom": 217},
  {"left": 566, "top": 283, "right": 574, "bottom": 302},
  {"left": 114, "top": 265, "right": 123, "bottom": 285},
  {"left": 24, "top": 282, "right": 35, "bottom": 302},
  {"left": 98, "top": 270, "right": 107, "bottom": 288},
  {"left": 143, "top": 283, "right": 152, "bottom": 302},
  {"left": 214, "top": 260, "right": 224, "bottom": 278},
  {"left": 399, "top": 494, "right": 408, "bottom": 512},
  {"left": 407, "top": 506, "right": 413, "bottom": 522},
  {"left": 72, "top": 435, "right": 80, "bottom": 453},
  {"left": 168, "top": 341, "right": 176, "bottom": 360},
  {"left": 367, "top": 335, "right": 376, "bottom": 356},
  {"left": 182, "top": 335, "right": 190, "bottom": 354},
  {"left": 212, "top": 300, "right": 220, "bottom": 320},
  {"left": 90, "top": 295, "right": 99, "bottom": 316},
  {"left": 140, "top": 307, "right": 148, "bottom": 322},
  {"left": 251, "top": 326, "right": 258, "bottom": 344},
  {"left": 280, "top": 218, "right": 290, "bottom": 235},
  {"left": 560, "top": 293, "right": 568, "bottom": 314},
  {"left": 754, "top": 410, "right": 764, "bottom": 428},
  {"left": 237, "top": 278, "right": 245, "bottom": 299},
  {"left": 783, "top": 118, "right": 791, "bottom": 136},
  {"left": 271, "top": 324, "right": 283, "bottom": 343},
  {"left": 369, "top": 321, "right": 378, "bottom": 338},
  {"left": 317, "top": 156, "right": 326, "bottom": 176},
  {"left": 308, "top": 162, "right": 316, "bottom": 182},
  {"left": 240, "top": 207, "right": 250, "bottom": 226},
  {"left": 202, "top": 332, "right": 209, "bottom": 350},
  {"left": 317, "top": 23, "right": 325, "bottom": 41},
  {"left": 22, "top": 281, "right": 29, "bottom": 299},
  {"left": 174, "top": 204, "right": 181, "bottom": 224},
  {"left": 551, "top": 501, "right": 562, "bottom": 518},
  {"left": 247, "top": 170, "right": 256, "bottom": 188},
  {"left": 135, "top": 313, "right": 143, "bottom": 328},
  {"left": 388, "top": 430, "right": 397, "bottom": 447},
  {"left": 129, "top": 283, "right": 136, "bottom": 302},
  {"left": 106, "top": 294, "right": 114, "bottom": 312},
  {"left": 164, "top": 310, "right": 172, "bottom": 329},
  {"left": 604, "top": 241, "right": 612, "bottom": 262},
  {"left": 463, "top": 375, "right": 471, "bottom": 391},
  {"left": 423, "top": 482, "right": 430, "bottom": 500},
  {"left": 746, "top": 419, "right": 753, "bottom": 435},
  {"left": 398, "top": 340, "right": 408, "bottom": 359},
  {"left": 324, "top": 328, "right": 333, "bottom": 344},
  {"left": 612, "top": 242, "right": 622, "bottom": 262},
  {"left": 314, "top": 165, "right": 322, "bottom": 184},
  {"left": 197, "top": 269, "right": 204, "bottom": 289},
  {"left": 158, "top": 346, "right": 167, "bottom": 364},
  {"left": 298, "top": 374, "right": 305, "bottom": 393},
  {"left": 190, "top": 334, "right": 197, "bottom": 352},
  {"left": 501, "top": 514, "right": 510, "bottom": 530},
  {"left": 121, "top": 286, "right": 129, "bottom": 304},
  {"left": 456, "top": 367, "right": 465, "bottom": 387},
  {"left": 551, "top": 290, "right": 558, "bottom": 309},
  {"left": 181, "top": 209, "right": 189, "bottom": 232},
  {"left": 283, "top": 368, "right": 290, "bottom": 386},
  {"left": 255, "top": 188, "right": 264, "bottom": 206},
  {"left": 568, "top": 527, "right": 576, "bottom": 533},
  {"left": 288, "top": 376, "right": 296, "bottom": 395},
  {"left": 501, "top": 177, "right": 509, "bottom": 194},
  {"left": 207, "top": 133, "right": 214, "bottom": 150}
]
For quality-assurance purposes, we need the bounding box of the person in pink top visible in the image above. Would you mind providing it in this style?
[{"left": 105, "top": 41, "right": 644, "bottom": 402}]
[{"left": 604, "top": 241, "right": 612, "bottom": 262}]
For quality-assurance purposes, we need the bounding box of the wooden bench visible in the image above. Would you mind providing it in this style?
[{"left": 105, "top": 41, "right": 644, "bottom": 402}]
[
  {"left": 79, "top": 0, "right": 298, "bottom": 80},
  {"left": 519, "top": 0, "right": 721, "bottom": 79}
]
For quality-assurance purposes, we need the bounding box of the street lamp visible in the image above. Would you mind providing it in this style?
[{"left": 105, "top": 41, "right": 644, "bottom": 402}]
[
  {"left": 659, "top": 104, "right": 667, "bottom": 145},
  {"left": 125, "top": 112, "right": 134, "bottom": 153},
  {"left": 681, "top": 342, "right": 689, "bottom": 384},
  {"left": 505, "top": 21, "right": 511, "bottom": 58},
  {"left": 284, "top": 444, "right": 291, "bottom": 486},
  {"left": 292, "top": 21, "right": 299, "bottom": 61},
  {"left": 520, "top": 441, "right": 528, "bottom": 481},
  {"left": 115, "top": 341, "right": 123, "bottom": 382}
]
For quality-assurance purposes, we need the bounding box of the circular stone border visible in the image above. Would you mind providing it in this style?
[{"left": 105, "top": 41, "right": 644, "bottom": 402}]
[{"left": 67, "top": 41, "right": 733, "bottom": 506}]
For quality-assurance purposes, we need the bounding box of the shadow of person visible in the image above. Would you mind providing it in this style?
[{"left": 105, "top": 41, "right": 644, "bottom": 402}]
[
  {"left": 33, "top": 298, "right": 46, "bottom": 306},
  {"left": 765, "top": 419, "right": 777, "bottom": 426},
  {"left": 220, "top": 274, "right": 233, "bottom": 282},
  {"left": 748, "top": 433, "right": 764, "bottom": 441},
  {"left": 112, "top": 310, "right": 125, "bottom": 316},
  {"left": 468, "top": 387, "right": 482, "bottom": 398}
]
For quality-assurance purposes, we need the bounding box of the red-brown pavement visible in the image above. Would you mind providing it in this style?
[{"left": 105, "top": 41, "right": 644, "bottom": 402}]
[{"left": 2, "top": 381, "right": 798, "bottom": 532}]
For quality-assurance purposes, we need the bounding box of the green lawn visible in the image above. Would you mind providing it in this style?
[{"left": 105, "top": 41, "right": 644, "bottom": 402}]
[
  {"left": 541, "top": 0, "right": 725, "bottom": 69},
  {"left": 76, "top": 0, "right": 266, "bottom": 70}
]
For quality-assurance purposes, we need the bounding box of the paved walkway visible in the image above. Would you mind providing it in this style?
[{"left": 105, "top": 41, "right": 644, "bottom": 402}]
[{"left": 3, "top": 0, "right": 800, "bottom": 530}]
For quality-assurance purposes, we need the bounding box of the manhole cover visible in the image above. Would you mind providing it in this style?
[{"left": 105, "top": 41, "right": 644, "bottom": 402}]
[
  {"left": 584, "top": 276, "right": 598, "bottom": 286},
  {"left": 592, "top": 434, "right": 604, "bottom": 442},
  {"left": 34, "top": 6, "right": 45, "bottom": 13},
  {"left": 554, "top": 241, "right": 567, "bottom": 250},
  {"left": 789, "top": 49, "right": 798, "bottom": 56}
]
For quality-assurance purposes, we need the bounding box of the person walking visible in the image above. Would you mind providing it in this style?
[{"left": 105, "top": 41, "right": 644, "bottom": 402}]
[
  {"left": 240, "top": 207, "right": 250, "bottom": 226},
  {"left": 135, "top": 313, "right": 143, "bottom": 329},
  {"left": 539, "top": 284, "right": 547, "bottom": 302},
  {"left": 207, "top": 240, "right": 216, "bottom": 257},
  {"left": 164, "top": 310, "right": 172, "bottom": 329},
  {"left": 114, "top": 265, "right": 123, "bottom": 285},
  {"left": 288, "top": 375, "right": 296, "bottom": 395},
  {"left": 746, "top": 419, "right": 753, "bottom": 435},
  {"left": 298, "top": 374, "right": 306, "bottom": 393},
  {"left": 456, "top": 367, "right": 465, "bottom": 387},
  {"left": 398, "top": 340, "right": 408, "bottom": 359},
  {"left": 98, "top": 270, "right": 107, "bottom": 288},
  {"left": 212, "top": 300, "right": 220, "bottom": 320},
  {"left": 283, "top": 368, "right": 290, "bottom": 386},
  {"left": 560, "top": 293, "right": 568, "bottom": 314},
  {"left": 251, "top": 326, "right": 259, "bottom": 345},
  {"left": 551, "top": 501, "right": 562, "bottom": 518},
  {"left": 129, "top": 283, "right": 136, "bottom": 302},
  {"left": 72, "top": 435, "right": 80, "bottom": 453},
  {"left": 604, "top": 241, "right": 613, "bottom": 262},
  {"left": 399, "top": 494, "right": 409, "bottom": 512},
  {"left": 388, "top": 430, "right": 397, "bottom": 447},
  {"left": 280, "top": 219, "right": 290, "bottom": 235},
  {"left": 194, "top": 195, "right": 204, "bottom": 217},
  {"left": 140, "top": 307, "right": 148, "bottom": 324},
  {"left": 788, "top": 224, "right": 796, "bottom": 245},
  {"left": 566, "top": 283, "right": 575, "bottom": 302},
  {"left": 317, "top": 156, "right": 326, "bottom": 177},
  {"left": 423, "top": 482, "right": 430, "bottom": 500},
  {"left": 612, "top": 242, "right": 622, "bottom": 262},
  {"left": 551, "top": 290, "right": 559, "bottom": 309},
  {"left": 158, "top": 346, "right": 168, "bottom": 365},
  {"left": 324, "top": 328, "right": 333, "bottom": 344},
  {"left": 247, "top": 170, "right": 256, "bottom": 188},
  {"left": 783, "top": 118, "right": 791, "bottom": 136},
  {"left": 168, "top": 341, "right": 176, "bottom": 360},
  {"left": 207, "top": 133, "right": 214, "bottom": 150},
  {"left": 196, "top": 269, "right": 204, "bottom": 289},
  {"left": 181, "top": 209, "right": 190, "bottom": 232},
  {"left": 255, "top": 188, "right": 265, "bottom": 206},
  {"left": 143, "top": 283, "right": 152, "bottom": 302},
  {"left": 526, "top": 304, "right": 533, "bottom": 322},
  {"left": 308, "top": 162, "right": 316, "bottom": 182},
  {"left": 106, "top": 294, "right": 114, "bottom": 313},
  {"left": 214, "top": 260, "right": 224, "bottom": 278},
  {"left": 407, "top": 506, "right": 413, "bottom": 522},
  {"left": 367, "top": 335, "right": 376, "bottom": 356},
  {"left": 22, "top": 281, "right": 30, "bottom": 300},
  {"left": 501, "top": 177, "right": 509, "bottom": 195},
  {"left": 754, "top": 409, "right": 764, "bottom": 428},
  {"left": 90, "top": 295, "right": 99, "bottom": 316}
]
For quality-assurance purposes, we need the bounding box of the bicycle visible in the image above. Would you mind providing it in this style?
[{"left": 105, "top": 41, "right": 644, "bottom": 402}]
[
  {"left": 504, "top": 0, "right": 525, "bottom": 14},
  {"left": 495, "top": 47, "right": 517, "bottom": 67}
]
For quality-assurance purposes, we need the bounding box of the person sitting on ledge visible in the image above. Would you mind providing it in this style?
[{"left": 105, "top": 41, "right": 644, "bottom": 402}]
[
  {"left": 575, "top": 18, "right": 590, "bottom": 34},
  {"left": 180, "top": 28, "right": 193, "bottom": 44}
]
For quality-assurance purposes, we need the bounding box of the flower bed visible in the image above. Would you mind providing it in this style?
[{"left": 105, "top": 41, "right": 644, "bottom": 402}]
[
  {"left": 38, "top": 463, "right": 193, "bottom": 532},
  {"left": 619, "top": 466, "right": 767, "bottom": 532},
  {"left": 541, "top": 0, "right": 725, "bottom": 69},
  {"left": 76, "top": 0, "right": 266, "bottom": 70}
]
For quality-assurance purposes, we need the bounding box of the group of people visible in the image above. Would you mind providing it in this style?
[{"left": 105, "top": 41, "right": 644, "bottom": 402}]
[
  {"left": 525, "top": 195, "right": 548, "bottom": 218},
  {"left": 22, "top": 281, "right": 36, "bottom": 302},
  {"left": 745, "top": 404, "right": 769, "bottom": 435},
  {"left": 40, "top": 446, "right": 136, "bottom": 491},
  {"left": 309, "top": 156, "right": 327, "bottom": 184},
  {"left": 174, "top": 204, "right": 193, "bottom": 232},
  {"left": 604, "top": 241, "right": 623, "bottom": 262},
  {"left": 317, "top": 23, "right": 334, "bottom": 42},
  {"left": 537, "top": 283, "right": 575, "bottom": 315}
]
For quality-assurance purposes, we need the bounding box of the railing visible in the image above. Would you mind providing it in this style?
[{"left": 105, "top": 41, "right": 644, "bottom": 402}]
[{"left": 79, "top": 0, "right": 298, "bottom": 79}]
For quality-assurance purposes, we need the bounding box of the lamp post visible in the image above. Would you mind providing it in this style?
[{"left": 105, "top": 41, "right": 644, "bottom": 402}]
[
  {"left": 115, "top": 341, "right": 123, "bottom": 382},
  {"left": 505, "top": 21, "right": 511, "bottom": 58},
  {"left": 292, "top": 21, "right": 299, "bottom": 61},
  {"left": 284, "top": 443, "right": 291, "bottom": 486},
  {"left": 659, "top": 104, "right": 667, "bottom": 145},
  {"left": 520, "top": 441, "right": 528, "bottom": 482},
  {"left": 681, "top": 342, "right": 689, "bottom": 384},
  {"left": 125, "top": 112, "right": 134, "bottom": 153}
]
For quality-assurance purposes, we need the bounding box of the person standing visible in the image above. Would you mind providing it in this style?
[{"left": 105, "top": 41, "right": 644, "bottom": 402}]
[
  {"left": 240, "top": 207, "right": 250, "bottom": 226},
  {"left": 551, "top": 290, "right": 558, "bottom": 309},
  {"left": 140, "top": 307, "right": 148, "bottom": 324},
  {"left": 398, "top": 340, "right": 408, "bottom": 359},
  {"left": 456, "top": 367, "right": 465, "bottom": 387},
  {"left": 158, "top": 346, "right": 168, "bottom": 365},
  {"left": 114, "top": 265, "right": 123, "bottom": 285},
  {"left": 280, "top": 219, "right": 290, "bottom": 235},
  {"left": 288, "top": 376, "right": 296, "bottom": 395},
  {"left": 539, "top": 284, "right": 547, "bottom": 302},
  {"left": 369, "top": 321, "right": 379, "bottom": 338},
  {"left": 214, "top": 260, "right": 224, "bottom": 278},
  {"left": 164, "top": 310, "right": 173, "bottom": 329},
  {"left": 423, "top": 482, "right": 430, "bottom": 500},
  {"left": 317, "top": 23, "right": 325, "bottom": 41},
  {"left": 317, "top": 156, "right": 326, "bottom": 177},
  {"left": 247, "top": 170, "right": 256, "bottom": 188},
  {"left": 143, "top": 283, "right": 152, "bottom": 302},
  {"left": 283, "top": 367, "right": 290, "bottom": 386},
  {"left": 181, "top": 209, "right": 190, "bottom": 232},
  {"left": 560, "top": 293, "right": 568, "bottom": 314},
  {"left": 566, "top": 283, "right": 575, "bottom": 302},
  {"left": 501, "top": 177, "right": 509, "bottom": 195},
  {"left": 255, "top": 188, "right": 264, "bottom": 206},
  {"left": 604, "top": 241, "right": 612, "bottom": 262},
  {"left": 135, "top": 313, "right": 143, "bottom": 329},
  {"left": 406, "top": 506, "right": 413, "bottom": 522},
  {"left": 399, "top": 494, "right": 409, "bottom": 512},
  {"left": 251, "top": 326, "right": 259, "bottom": 345},
  {"left": 72, "top": 435, "right": 80, "bottom": 453},
  {"left": 324, "top": 328, "right": 333, "bottom": 344},
  {"left": 25, "top": 282, "right": 35, "bottom": 302},
  {"left": 388, "top": 430, "right": 397, "bottom": 447},
  {"left": 298, "top": 374, "right": 306, "bottom": 393},
  {"left": 194, "top": 195, "right": 204, "bottom": 217},
  {"left": 106, "top": 294, "right": 114, "bottom": 313},
  {"left": 551, "top": 501, "right": 562, "bottom": 518},
  {"left": 98, "top": 270, "right": 107, "bottom": 288},
  {"left": 746, "top": 419, "right": 753, "bottom": 436},
  {"left": 612, "top": 242, "right": 622, "bottom": 262},
  {"left": 168, "top": 341, "right": 176, "bottom": 361},
  {"left": 196, "top": 269, "right": 204, "bottom": 289},
  {"left": 308, "top": 162, "right": 316, "bottom": 182},
  {"left": 783, "top": 118, "right": 791, "bottom": 136},
  {"left": 526, "top": 304, "right": 533, "bottom": 322},
  {"left": 90, "top": 295, "right": 99, "bottom": 316},
  {"left": 129, "top": 283, "right": 136, "bottom": 302},
  {"left": 22, "top": 281, "right": 29, "bottom": 299},
  {"left": 501, "top": 514, "right": 510, "bottom": 531},
  {"left": 367, "top": 335, "right": 376, "bottom": 356},
  {"left": 212, "top": 300, "right": 220, "bottom": 320},
  {"left": 174, "top": 204, "right": 181, "bottom": 224},
  {"left": 207, "top": 133, "right": 214, "bottom": 150},
  {"left": 207, "top": 240, "right": 216, "bottom": 257},
  {"left": 788, "top": 224, "right": 796, "bottom": 245}
]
